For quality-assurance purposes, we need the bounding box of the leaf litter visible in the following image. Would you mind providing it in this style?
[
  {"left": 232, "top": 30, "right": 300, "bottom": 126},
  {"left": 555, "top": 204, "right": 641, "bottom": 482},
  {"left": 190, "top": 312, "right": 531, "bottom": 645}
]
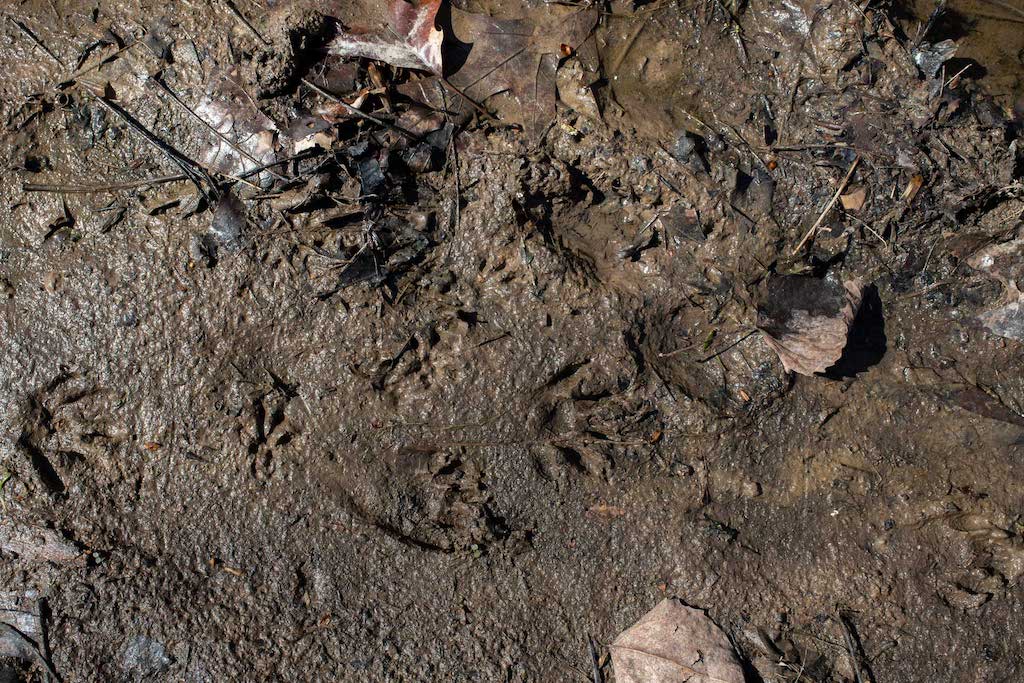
[{"left": 5, "top": 0, "right": 1024, "bottom": 680}]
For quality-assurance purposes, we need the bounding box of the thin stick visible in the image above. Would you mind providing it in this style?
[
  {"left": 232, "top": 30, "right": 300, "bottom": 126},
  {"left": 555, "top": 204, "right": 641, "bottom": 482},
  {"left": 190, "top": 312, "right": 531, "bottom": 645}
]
[
  {"left": 21, "top": 150, "right": 324, "bottom": 196},
  {"left": 944, "top": 63, "right": 972, "bottom": 87},
  {"left": 10, "top": 17, "right": 65, "bottom": 67},
  {"left": 698, "top": 330, "right": 758, "bottom": 363},
  {"left": 588, "top": 635, "right": 604, "bottom": 683},
  {"left": 440, "top": 77, "right": 495, "bottom": 121},
  {"left": 792, "top": 156, "right": 860, "bottom": 254},
  {"left": 976, "top": 0, "right": 1024, "bottom": 20},
  {"left": 23, "top": 174, "right": 188, "bottom": 194},
  {"left": 0, "top": 622, "right": 60, "bottom": 681},
  {"left": 225, "top": 0, "right": 271, "bottom": 45},
  {"left": 61, "top": 38, "right": 139, "bottom": 85},
  {"left": 93, "top": 96, "right": 215, "bottom": 196},
  {"left": 300, "top": 78, "right": 420, "bottom": 140}
]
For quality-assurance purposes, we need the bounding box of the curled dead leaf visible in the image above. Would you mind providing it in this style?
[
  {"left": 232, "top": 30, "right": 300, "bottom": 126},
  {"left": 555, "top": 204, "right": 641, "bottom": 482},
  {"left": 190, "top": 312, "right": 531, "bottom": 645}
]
[
  {"left": 329, "top": 0, "right": 444, "bottom": 73},
  {"left": 757, "top": 276, "right": 864, "bottom": 376},
  {"left": 901, "top": 174, "right": 924, "bottom": 203},
  {"left": 610, "top": 598, "right": 744, "bottom": 683}
]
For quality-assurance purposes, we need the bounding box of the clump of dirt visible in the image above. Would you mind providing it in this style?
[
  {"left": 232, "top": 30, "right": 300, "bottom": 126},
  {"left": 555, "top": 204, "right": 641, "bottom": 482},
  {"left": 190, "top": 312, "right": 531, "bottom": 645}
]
[{"left": 1, "top": 0, "right": 1023, "bottom": 681}]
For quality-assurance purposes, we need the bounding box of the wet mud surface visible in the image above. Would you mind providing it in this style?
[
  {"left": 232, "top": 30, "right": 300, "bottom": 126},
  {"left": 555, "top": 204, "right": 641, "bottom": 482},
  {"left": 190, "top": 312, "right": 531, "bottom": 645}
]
[{"left": 1, "top": 0, "right": 1024, "bottom": 680}]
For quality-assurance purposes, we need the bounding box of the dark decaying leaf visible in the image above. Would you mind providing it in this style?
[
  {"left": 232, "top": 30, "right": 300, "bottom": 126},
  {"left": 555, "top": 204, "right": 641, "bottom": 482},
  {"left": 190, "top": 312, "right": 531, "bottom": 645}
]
[
  {"left": 329, "top": 0, "right": 444, "bottom": 73},
  {"left": 610, "top": 598, "right": 745, "bottom": 683},
  {"left": 757, "top": 275, "right": 864, "bottom": 376}
]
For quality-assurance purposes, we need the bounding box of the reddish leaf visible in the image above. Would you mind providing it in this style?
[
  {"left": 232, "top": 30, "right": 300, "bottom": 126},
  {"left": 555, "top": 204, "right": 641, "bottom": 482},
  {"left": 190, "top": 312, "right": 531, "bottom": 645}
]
[{"left": 329, "top": 0, "right": 443, "bottom": 73}]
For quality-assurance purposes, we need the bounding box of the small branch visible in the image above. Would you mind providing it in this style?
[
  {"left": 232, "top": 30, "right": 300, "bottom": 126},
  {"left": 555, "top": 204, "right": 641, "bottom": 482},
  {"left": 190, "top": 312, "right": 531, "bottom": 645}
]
[
  {"left": 23, "top": 174, "right": 188, "bottom": 194},
  {"left": 300, "top": 78, "right": 420, "bottom": 141},
  {"left": 792, "top": 156, "right": 860, "bottom": 254},
  {"left": 10, "top": 17, "right": 65, "bottom": 67},
  {"left": 225, "top": 0, "right": 271, "bottom": 45},
  {"left": 93, "top": 96, "right": 216, "bottom": 197},
  {"left": 0, "top": 622, "right": 61, "bottom": 682}
]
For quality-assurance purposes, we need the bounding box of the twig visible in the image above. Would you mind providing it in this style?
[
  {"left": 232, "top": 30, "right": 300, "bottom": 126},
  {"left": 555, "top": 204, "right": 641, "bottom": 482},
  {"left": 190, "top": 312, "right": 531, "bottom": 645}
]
[
  {"left": 0, "top": 622, "right": 61, "bottom": 681},
  {"left": 21, "top": 150, "right": 324, "bottom": 196},
  {"left": 698, "top": 330, "right": 758, "bottom": 363},
  {"left": 61, "top": 38, "right": 139, "bottom": 86},
  {"left": 943, "top": 63, "right": 972, "bottom": 87},
  {"left": 38, "top": 598, "right": 53, "bottom": 683},
  {"left": 842, "top": 210, "right": 889, "bottom": 251},
  {"left": 440, "top": 77, "right": 496, "bottom": 121},
  {"left": 792, "top": 156, "right": 860, "bottom": 254},
  {"left": 588, "top": 635, "right": 604, "bottom": 683},
  {"left": 23, "top": 174, "right": 189, "bottom": 194},
  {"left": 93, "top": 96, "right": 216, "bottom": 197},
  {"left": 772, "top": 143, "right": 851, "bottom": 152},
  {"left": 839, "top": 614, "right": 876, "bottom": 683},
  {"left": 224, "top": 0, "right": 271, "bottom": 45},
  {"left": 300, "top": 78, "right": 420, "bottom": 141},
  {"left": 10, "top": 17, "right": 65, "bottom": 67}
]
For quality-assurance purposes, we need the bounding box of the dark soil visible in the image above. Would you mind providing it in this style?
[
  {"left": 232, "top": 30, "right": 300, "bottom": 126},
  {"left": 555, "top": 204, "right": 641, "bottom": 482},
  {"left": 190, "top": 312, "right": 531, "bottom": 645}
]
[{"left": 2, "top": 0, "right": 1024, "bottom": 681}]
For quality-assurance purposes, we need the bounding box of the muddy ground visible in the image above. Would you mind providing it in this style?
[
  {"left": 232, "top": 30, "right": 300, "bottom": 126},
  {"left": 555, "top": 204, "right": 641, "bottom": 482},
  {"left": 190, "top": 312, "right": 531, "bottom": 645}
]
[{"left": 2, "top": 0, "right": 1024, "bottom": 681}]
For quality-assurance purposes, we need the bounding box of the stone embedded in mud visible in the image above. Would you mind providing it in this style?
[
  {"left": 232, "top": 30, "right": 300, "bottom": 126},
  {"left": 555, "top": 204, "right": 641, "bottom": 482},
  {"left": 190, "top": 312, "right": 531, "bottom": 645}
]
[
  {"left": 756, "top": 275, "right": 864, "bottom": 376},
  {"left": 122, "top": 635, "right": 172, "bottom": 678}
]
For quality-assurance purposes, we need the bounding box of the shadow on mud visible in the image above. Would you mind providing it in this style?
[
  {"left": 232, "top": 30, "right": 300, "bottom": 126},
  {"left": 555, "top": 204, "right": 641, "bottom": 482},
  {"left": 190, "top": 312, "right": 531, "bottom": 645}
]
[{"left": 826, "top": 285, "right": 886, "bottom": 379}]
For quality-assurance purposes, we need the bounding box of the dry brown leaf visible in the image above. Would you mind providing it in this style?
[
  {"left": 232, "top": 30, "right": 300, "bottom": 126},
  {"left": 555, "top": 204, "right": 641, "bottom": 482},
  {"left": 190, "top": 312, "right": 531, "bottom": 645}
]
[
  {"left": 556, "top": 59, "right": 601, "bottom": 121},
  {"left": 444, "top": 6, "right": 597, "bottom": 140},
  {"left": 968, "top": 239, "right": 1024, "bottom": 343},
  {"left": 840, "top": 186, "right": 866, "bottom": 212},
  {"left": 757, "top": 276, "right": 864, "bottom": 376},
  {"left": 329, "top": 0, "right": 444, "bottom": 73},
  {"left": 195, "top": 69, "right": 278, "bottom": 186},
  {"left": 610, "top": 598, "right": 745, "bottom": 683}
]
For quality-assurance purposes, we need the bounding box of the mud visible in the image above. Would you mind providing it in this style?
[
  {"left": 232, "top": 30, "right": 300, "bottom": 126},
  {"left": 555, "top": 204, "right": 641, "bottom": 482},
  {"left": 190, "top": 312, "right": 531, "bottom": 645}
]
[{"left": 1, "top": 0, "right": 1024, "bottom": 681}]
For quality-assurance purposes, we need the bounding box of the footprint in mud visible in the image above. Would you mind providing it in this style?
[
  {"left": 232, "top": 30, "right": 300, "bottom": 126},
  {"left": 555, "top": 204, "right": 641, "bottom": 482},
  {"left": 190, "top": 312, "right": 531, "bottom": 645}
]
[
  {"left": 939, "top": 512, "right": 1024, "bottom": 610},
  {"left": 357, "top": 449, "right": 509, "bottom": 553},
  {"left": 12, "top": 371, "right": 126, "bottom": 496},
  {"left": 645, "top": 302, "right": 790, "bottom": 417}
]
